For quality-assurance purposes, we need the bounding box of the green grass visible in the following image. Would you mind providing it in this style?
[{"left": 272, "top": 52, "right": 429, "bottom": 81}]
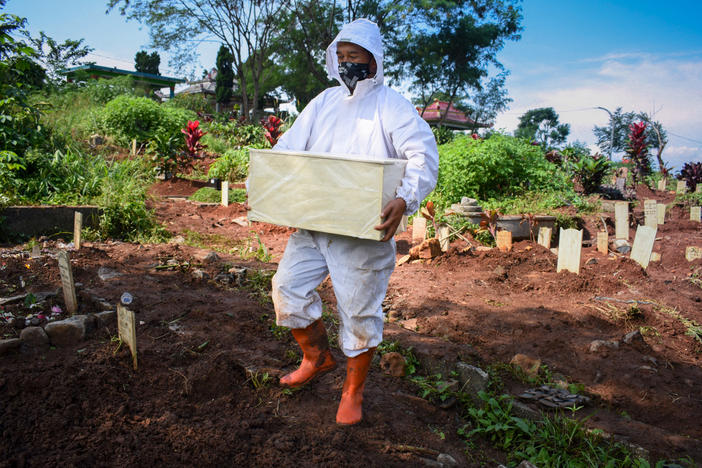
[{"left": 189, "top": 187, "right": 246, "bottom": 204}]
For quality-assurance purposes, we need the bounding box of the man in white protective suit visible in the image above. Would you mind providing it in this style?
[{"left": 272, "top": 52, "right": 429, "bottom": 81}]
[{"left": 271, "top": 18, "right": 438, "bottom": 425}]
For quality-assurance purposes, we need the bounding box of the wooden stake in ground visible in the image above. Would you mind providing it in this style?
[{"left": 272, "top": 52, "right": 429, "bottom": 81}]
[
  {"left": 537, "top": 227, "right": 552, "bottom": 249},
  {"left": 496, "top": 230, "right": 512, "bottom": 252},
  {"left": 436, "top": 225, "right": 450, "bottom": 252},
  {"left": 677, "top": 180, "right": 687, "bottom": 194},
  {"left": 117, "top": 304, "right": 138, "bottom": 370},
  {"left": 57, "top": 250, "right": 77, "bottom": 315},
  {"left": 657, "top": 179, "right": 667, "bottom": 191},
  {"left": 221, "top": 181, "right": 229, "bottom": 207},
  {"left": 643, "top": 199, "right": 657, "bottom": 229},
  {"left": 597, "top": 231, "right": 608, "bottom": 255},
  {"left": 131, "top": 139, "right": 137, "bottom": 157},
  {"left": 412, "top": 217, "right": 427, "bottom": 245},
  {"left": 556, "top": 228, "right": 583, "bottom": 274},
  {"left": 73, "top": 211, "right": 83, "bottom": 250},
  {"left": 615, "top": 202, "right": 629, "bottom": 240},
  {"left": 657, "top": 203, "right": 666, "bottom": 225},
  {"left": 630, "top": 225, "right": 657, "bottom": 269},
  {"left": 691, "top": 206, "right": 701, "bottom": 222}
]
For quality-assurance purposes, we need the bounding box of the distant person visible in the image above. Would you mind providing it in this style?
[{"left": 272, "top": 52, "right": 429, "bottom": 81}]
[{"left": 271, "top": 18, "right": 438, "bottom": 425}]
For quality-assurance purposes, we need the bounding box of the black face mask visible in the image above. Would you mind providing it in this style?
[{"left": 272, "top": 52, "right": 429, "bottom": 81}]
[{"left": 338, "top": 61, "right": 371, "bottom": 91}]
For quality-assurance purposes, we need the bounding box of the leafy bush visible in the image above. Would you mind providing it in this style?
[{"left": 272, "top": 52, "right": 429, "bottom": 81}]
[
  {"left": 432, "top": 126, "right": 455, "bottom": 145},
  {"left": 435, "top": 133, "right": 568, "bottom": 203},
  {"left": 100, "top": 95, "right": 196, "bottom": 146},
  {"left": 208, "top": 148, "right": 250, "bottom": 182},
  {"left": 569, "top": 154, "right": 611, "bottom": 194},
  {"left": 679, "top": 161, "right": 702, "bottom": 192},
  {"left": 165, "top": 92, "right": 214, "bottom": 115},
  {"left": 205, "top": 120, "right": 269, "bottom": 149}
]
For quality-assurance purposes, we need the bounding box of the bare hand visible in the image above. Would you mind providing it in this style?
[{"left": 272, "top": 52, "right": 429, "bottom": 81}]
[{"left": 374, "top": 198, "right": 406, "bottom": 242}]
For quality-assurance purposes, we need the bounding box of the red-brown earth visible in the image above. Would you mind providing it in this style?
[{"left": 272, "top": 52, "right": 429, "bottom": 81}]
[{"left": 1, "top": 180, "right": 701, "bottom": 467}]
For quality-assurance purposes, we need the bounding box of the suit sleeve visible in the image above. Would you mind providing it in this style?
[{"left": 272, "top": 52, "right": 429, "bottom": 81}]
[{"left": 274, "top": 91, "right": 327, "bottom": 151}]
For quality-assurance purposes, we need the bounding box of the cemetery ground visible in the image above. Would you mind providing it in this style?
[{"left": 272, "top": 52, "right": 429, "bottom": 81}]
[{"left": 1, "top": 180, "right": 701, "bottom": 466}]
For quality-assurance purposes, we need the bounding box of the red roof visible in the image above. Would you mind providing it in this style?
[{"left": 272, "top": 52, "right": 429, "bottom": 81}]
[{"left": 417, "top": 100, "right": 491, "bottom": 129}]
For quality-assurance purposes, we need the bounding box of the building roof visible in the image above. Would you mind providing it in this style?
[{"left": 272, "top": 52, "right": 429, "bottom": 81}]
[
  {"left": 418, "top": 100, "right": 491, "bottom": 130},
  {"left": 62, "top": 64, "right": 185, "bottom": 87}
]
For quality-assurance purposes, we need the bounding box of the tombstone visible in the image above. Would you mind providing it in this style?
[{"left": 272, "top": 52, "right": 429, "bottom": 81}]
[
  {"left": 73, "top": 211, "right": 83, "bottom": 250},
  {"left": 496, "top": 230, "right": 512, "bottom": 252},
  {"left": 117, "top": 304, "right": 138, "bottom": 370},
  {"left": 614, "top": 202, "right": 629, "bottom": 240},
  {"left": 57, "top": 251, "right": 78, "bottom": 315},
  {"left": 677, "top": 180, "right": 687, "bottom": 194},
  {"left": 686, "top": 246, "right": 702, "bottom": 262},
  {"left": 30, "top": 244, "right": 41, "bottom": 258},
  {"left": 221, "top": 181, "right": 229, "bottom": 207},
  {"left": 437, "top": 225, "right": 450, "bottom": 252},
  {"left": 643, "top": 200, "right": 657, "bottom": 228},
  {"left": 597, "top": 231, "right": 608, "bottom": 255},
  {"left": 630, "top": 225, "right": 657, "bottom": 269},
  {"left": 412, "top": 216, "right": 427, "bottom": 245},
  {"left": 696, "top": 184, "right": 702, "bottom": 194},
  {"left": 657, "top": 203, "right": 666, "bottom": 225},
  {"left": 537, "top": 227, "right": 552, "bottom": 249},
  {"left": 615, "top": 177, "right": 626, "bottom": 193},
  {"left": 691, "top": 206, "right": 701, "bottom": 222},
  {"left": 556, "top": 228, "right": 583, "bottom": 274},
  {"left": 657, "top": 179, "right": 667, "bottom": 191}
]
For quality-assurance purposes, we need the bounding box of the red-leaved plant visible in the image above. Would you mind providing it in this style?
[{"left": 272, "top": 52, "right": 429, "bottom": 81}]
[
  {"left": 182, "top": 120, "right": 208, "bottom": 157},
  {"left": 261, "top": 115, "right": 283, "bottom": 146},
  {"left": 625, "top": 121, "right": 651, "bottom": 184}
]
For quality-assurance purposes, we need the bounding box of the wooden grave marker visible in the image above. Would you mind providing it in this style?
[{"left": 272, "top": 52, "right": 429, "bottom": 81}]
[
  {"left": 691, "top": 206, "right": 701, "bottom": 222},
  {"left": 73, "top": 211, "right": 83, "bottom": 250},
  {"left": 657, "top": 179, "right": 667, "bottom": 191},
  {"left": 57, "top": 250, "right": 78, "bottom": 314},
  {"left": 496, "top": 230, "right": 512, "bottom": 252},
  {"left": 221, "top": 181, "right": 229, "bottom": 207},
  {"left": 657, "top": 203, "right": 666, "bottom": 225},
  {"left": 686, "top": 246, "right": 702, "bottom": 262},
  {"left": 412, "top": 216, "right": 427, "bottom": 245},
  {"left": 677, "top": 180, "right": 687, "bottom": 194},
  {"left": 537, "top": 227, "right": 552, "bottom": 249},
  {"left": 597, "top": 231, "right": 608, "bottom": 255},
  {"left": 643, "top": 199, "right": 657, "bottom": 228},
  {"left": 556, "top": 228, "right": 583, "bottom": 274},
  {"left": 630, "top": 225, "right": 657, "bottom": 269},
  {"left": 117, "top": 304, "right": 138, "bottom": 370},
  {"left": 615, "top": 202, "right": 629, "bottom": 240},
  {"left": 437, "top": 225, "right": 450, "bottom": 252}
]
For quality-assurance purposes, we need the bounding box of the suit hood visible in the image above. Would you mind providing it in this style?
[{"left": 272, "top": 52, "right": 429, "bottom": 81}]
[{"left": 326, "top": 18, "right": 384, "bottom": 91}]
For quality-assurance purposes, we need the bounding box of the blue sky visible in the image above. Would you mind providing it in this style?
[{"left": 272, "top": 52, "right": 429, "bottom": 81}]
[{"left": 7, "top": 0, "right": 702, "bottom": 169}]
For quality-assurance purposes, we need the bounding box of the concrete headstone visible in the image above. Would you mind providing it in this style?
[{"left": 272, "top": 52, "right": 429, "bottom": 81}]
[
  {"left": 412, "top": 216, "right": 427, "bottom": 244},
  {"left": 597, "top": 231, "right": 608, "bottom": 255},
  {"left": 615, "top": 202, "right": 629, "bottom": 240},
  {"left": 644, "top": 200, "right": 657, "bottom": 228},
  {"left": 691, "top": 206, "right": 701, "bottom": 222},
  {"left": 556, "top": 228, "right": 583, "bottom": 274},
  {"left": 221, "top": 181, "right": 229, "bottom": 207},
  {"left": 677, "top": 180, "right": 687, "bottom": 194},
  {"left": 657, "top": 203, "right": 666, "bottom": 225},
  {"left": 537, "top": 227, "right": 552, "bottom": 249},
  {"left": 657, "top": 179, "right": 667, "bottom": 191},
  {"left": 630, "top": 225, "right": 657, "bottom": 269}
]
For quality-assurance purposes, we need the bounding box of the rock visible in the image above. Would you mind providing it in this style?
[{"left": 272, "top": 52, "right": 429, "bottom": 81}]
[
  {"left": 397, "top": 254, "right": 412, "bottom": 266},
  {"left": 510, "top": 354, "right": 541, "bottom": 377},
  {"left": 98, "top": 267, "right": 122, "bottom": 281},
  {"left": 30, "top": 317, "right": 41, "bottom": 326},
  {"left": 11, "top": 317, "right": 25, "bottom": 330},
  {"left": 516, "top": 461, "right": 538, "bottom": 468},
  {"left": 89, "top": 134, "right": 105, "bottom": 146},
  {"left": 476, "top": 246, "right": 492, "bottom": 252},
  {"left": 192, "top": 269, "right": 210, "bottom": 280},
  {"left": 612, "top": 239, "right": 631, "bottom": 254},
  {"left": 455, "top": 362, "right": 489, "bottom": 398},
  {"left": 45, "top": 315, "right": 96, "bottom": 346},
  {"left": 436, "top": 453, "right": 458, "bottom": 467},
  {"left": 409, "top": 238, "right": 442, "bottom": 259},
  {"left": 169, "top": 235, "right": 186, "bottom": 244},
  {"left": 201, "top": 251, "right": 220, "bottom": 264},
  {"left": 0, "top": 338, "right": 22, "bottom": 356},
  {"left": 228, "top": 267, "right": 247, "bottom": 286},
  {"left": 622, "top": 329, "right": 645, "bottom": 346},
  {"left": 511, "top": 401, "right": 541, "bottom": 421},
  {"left": 650, "top": 252, "right": 661, "bottom": 262},
  {"left": 94, "top": 311, "right": 116, "bottom": 327},
  {"left": 461, "top": 197, "right": 478, "bottom": 206},
  {"left": 214, "top": 273, "right": 233, "bottom": 284},
  {"left": 98, "top": 301, "right": 114, "bottom": 311},
  {"left": 379, "top": 352, "right": 406, "bottom": 377},
  {"left": 387, "top": 310, "right": 402, "bottom": 322},
  {"left": 19, "top": 326, "right": 49, "bottom": 351},
  {"left": 589, "top": 339, "right": 619, "bottom": 353},
  {"left": 491, "top": 265, "right": 507, "bottom": 280},
  {"left": 585, "top": 258, "right": 598, "bottom": 265}
]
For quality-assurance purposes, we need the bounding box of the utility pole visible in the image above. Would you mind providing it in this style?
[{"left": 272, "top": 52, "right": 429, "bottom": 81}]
[{"left": 595, "top": 106, "right": 614, "bottom": 160}]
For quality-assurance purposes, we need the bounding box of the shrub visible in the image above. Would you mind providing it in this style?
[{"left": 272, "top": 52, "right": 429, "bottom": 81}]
[
  {"left": 436, "top": 133, "right": 566, "bottom": 203},
  {"left": 569, "top": 154, "right": 611, "bottom": 194},
  {"left": 432, "top": 126, "right": 455, "bottom": 145},
  {"left": 206, "top": 119, "right": 269, "bottom": 149},
  {"left": 679, "top": 161, "right": 702, "bottom": 192},
  {"left": 166, "top": 93, "right": 214, "bottom": 114},
  {"left": 208, "top": 148, "right": 250, "bottom": 182}
]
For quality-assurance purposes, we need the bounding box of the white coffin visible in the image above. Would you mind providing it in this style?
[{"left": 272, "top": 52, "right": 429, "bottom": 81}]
[{"left": 247, "top": 149, "right": 407, "bottom": 241}]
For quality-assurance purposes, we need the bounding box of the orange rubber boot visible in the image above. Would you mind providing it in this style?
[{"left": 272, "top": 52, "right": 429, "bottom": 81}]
[
  {"left": 280, "top": 319, "right": 337, "bottom": 388},
  {"left": 336, "top": 348, "right": 375, "bottom": 425}
]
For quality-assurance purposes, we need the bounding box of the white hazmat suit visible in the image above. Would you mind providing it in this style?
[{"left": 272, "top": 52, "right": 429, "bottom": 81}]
[{"left": 272, "top": 19, "right": 439, "bottom": 357}]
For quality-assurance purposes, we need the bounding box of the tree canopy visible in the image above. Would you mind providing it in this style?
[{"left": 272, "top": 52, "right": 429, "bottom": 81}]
[
  {"left": 515, "top": 107, "right": 570, "bottom": 149},
  {"left": 134, "top": 50, "right": 160, "bottom": 75},
  {"left": 23, "top": 31, "right": 92, "bottom": 84},
  {"left": 215, "top": 44, "right": 234, "bottom": 105}
]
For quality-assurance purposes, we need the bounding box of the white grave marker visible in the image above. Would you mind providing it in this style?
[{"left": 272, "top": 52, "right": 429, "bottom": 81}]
[
  {"left": 691, "top": 206, "right": 701, "bottom": 222},
  {"left": 117, "top": 304, "right": 138, "bottom": 370},
  {"left": 615, "top": 177, "right": 626, "bottom": 192},
  {"left": 412, "top": 217, "right": 427, "bottom": 245},
  {"left": 30, "top": 244, "right": 40, "bottom": 258},
  {"left": 696, "top": 184, "right": 702, "bottom": 194},
  {"left": 615, "top": 202, "right": 629, "bottom": 240},
  {"left": 437, "top": 225, "right": 450, "bottom": 252},
  {"left": 597, "top": 231, "right": 608, "bottom": 255},
  {"left": 537, "top": 227, "right": 552, "bottom": 249},
  {"left": 657, "top": 179, "right": 667, "bottom": 191},
  {"left": 677, "top": 180, "right": 687, "bottom": 194},
  {"left": 57, "top": 250, "right": 77, "bottom": 314},
  {"left": 657, "top": 204, "right": 666, "bottom": 225},
  {"left": 630, "top": 225, "right": 657, "bottom": 269},
  {"left": 221, "top": 181, "right": 229, "bottom": 207},
  {"left": 496, "top": 230, "right": 512, "bottom": 252},
  {"left": 73, "top": 211, "right": 83, "bottom": 250},
  {"left": 686, "top": 246, "right": 702, "bottom": 262},
  {"left": 556, "top": 228, "right": 583, "bottom": 274},
  {"left": 643, "top": 200, "right": 657, "bottom": 228}
]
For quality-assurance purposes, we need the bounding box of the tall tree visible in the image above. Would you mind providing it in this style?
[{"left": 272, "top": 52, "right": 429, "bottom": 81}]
[
  {"left": 515, "top": 107, "right": 570, "bottom": 148},
  {"left": 465, "top": 72, "right": 512, "bottom": 132},
  {"left": 134, "top": 50, "right": 160, "bottom": 74},
  {"left": 22, "top": 31, "right": 92, "bottom": 84},
  {"left": 215, "top": 44, "right": 234, "bottom": 105},
  {"left": 108, "top": 0, "right": 284, "bottom": 120}
]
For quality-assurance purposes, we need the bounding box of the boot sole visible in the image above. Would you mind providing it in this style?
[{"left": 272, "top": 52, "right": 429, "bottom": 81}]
[{"left": 279, "top": 362, "right": 338, "bottom": 388}]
